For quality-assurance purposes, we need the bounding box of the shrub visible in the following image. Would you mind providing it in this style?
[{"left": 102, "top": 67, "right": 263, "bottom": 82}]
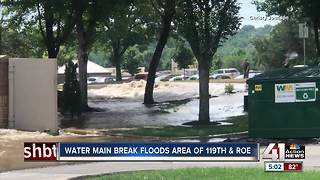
[
  {"left": 225, "top": 83, "right": 235, "bottom": 94},
  {"left": 62, "top": 61, "right": 81, "bottom": 118}
]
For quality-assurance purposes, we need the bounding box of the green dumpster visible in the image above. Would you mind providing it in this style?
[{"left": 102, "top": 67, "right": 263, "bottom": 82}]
[{"left": 247, "top": 67, "right": 320, "bottom": 138}]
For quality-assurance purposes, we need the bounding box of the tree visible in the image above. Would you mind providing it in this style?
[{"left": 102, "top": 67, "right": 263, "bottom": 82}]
[
  {"left": 144, "top": 0, "right": 176, "bottom": 104},
  {"left": 253, "top": 20, "right": 317, "bottom": 69},
  {"left": 173, "top": 43, "right": 195, "bottom": 77},
  {"left": 0, "top": 4, "right": 45, "bottom": 58},
  {"left": 73, "top": 0, "right": 113, "bottom": 110},
  {"left": 123, "top": 46, "right": 142, "bottom": 76},
  {"left": 211, "top": 56, "right": 223, "bottom": 71},
  {"left": 2, "top": 0, "right": 77, "bottom": 58},
  {"left": 177, "top": 0, "right": 241, "bottom": 124},
  {"left": 62, "top": 61, "right": 81, "bottom": 119},
  {"left": 254, "top": 0, "right": 320, "bottom": 64},
  {"left": 104, "top": 0, "right": 152, "bottom": 81}
]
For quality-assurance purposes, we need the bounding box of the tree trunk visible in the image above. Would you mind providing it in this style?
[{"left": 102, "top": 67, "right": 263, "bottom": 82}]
[
  {"left": 313, "top": 22, "right": 320, "bottom": 64},
  {"left": 47, "top": 44, "right": 59, "bottom": 58},
  {"left": 76, "top": 21, "right": 89, "bottom": 111},
  {"left": 198, "top": 59, "right": 210, "bottom": 124},
  {"left": 144, "top": 3, "right": 175, "bottom": 104},
  {"left": 115, "top": 59, "right": 122, "bottom": 82}
]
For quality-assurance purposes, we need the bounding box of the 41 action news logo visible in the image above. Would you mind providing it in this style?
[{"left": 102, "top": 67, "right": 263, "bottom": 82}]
[{"left": 262, "top": 143, "right": 305, "bottom": 161}]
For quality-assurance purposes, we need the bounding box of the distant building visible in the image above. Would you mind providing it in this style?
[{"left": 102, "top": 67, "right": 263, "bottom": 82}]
[{"left": 58, "top": 60, "right": 112, "bottom": 84}]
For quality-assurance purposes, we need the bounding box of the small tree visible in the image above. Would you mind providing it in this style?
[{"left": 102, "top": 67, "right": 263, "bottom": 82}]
[
  {"left": 123, "top": 47, "right": 141, "bottom": 76},
  {"left": 177, "top": 0, "right": 241, "bottom": 124},
  {"left": 62, "top": 61, "right": 81, "bottom": 118},
  {"left": 211, "top": 56, "right": 223, "bottom": 71},
  {"left": 173, "top": 44, "right": 195, "bottom": 77}
]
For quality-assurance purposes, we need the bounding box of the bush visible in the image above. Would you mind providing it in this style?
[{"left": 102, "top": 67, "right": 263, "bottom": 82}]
[
  {"left": 224, "top": 83, "right": 235, "bottom": 94},
  {"left": 62, "top": 61, "right": 81, "bottom": 118}
]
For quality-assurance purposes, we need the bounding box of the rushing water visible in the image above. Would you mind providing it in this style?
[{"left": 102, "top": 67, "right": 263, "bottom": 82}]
[{"left": 60, "top": 92, "right": 245, "bottom": 129}]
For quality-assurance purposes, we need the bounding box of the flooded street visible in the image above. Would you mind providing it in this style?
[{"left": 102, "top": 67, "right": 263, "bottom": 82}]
[{"left": 61, "top": 82, "right": 246, "bottom": 129}]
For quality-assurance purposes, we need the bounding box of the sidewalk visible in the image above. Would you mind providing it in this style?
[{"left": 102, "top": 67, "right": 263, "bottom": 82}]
[{"left": 1, "top": 145, "right": 320, "bottom": 180}]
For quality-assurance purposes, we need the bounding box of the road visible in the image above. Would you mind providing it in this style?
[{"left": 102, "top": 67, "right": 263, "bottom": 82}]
[{"left": 1, "top": 145, "right": 320, "bottom": 180}]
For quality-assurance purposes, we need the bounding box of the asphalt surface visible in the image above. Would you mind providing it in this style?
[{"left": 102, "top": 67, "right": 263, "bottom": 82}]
[{"left": 1, "top": 145, "right": 320, "bottom": 180}]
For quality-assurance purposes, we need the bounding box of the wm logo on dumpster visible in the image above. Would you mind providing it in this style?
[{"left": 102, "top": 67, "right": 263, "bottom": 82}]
[{"left": 276, "top": 84, "right": 294, "bottom": 92}]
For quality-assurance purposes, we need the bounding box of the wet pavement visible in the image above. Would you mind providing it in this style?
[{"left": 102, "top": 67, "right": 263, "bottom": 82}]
[{"left": 60, "top": 92, "right": 246, "bottom": 129}]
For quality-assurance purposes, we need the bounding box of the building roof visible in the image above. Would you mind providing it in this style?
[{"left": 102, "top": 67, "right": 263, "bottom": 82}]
[{"left": 58, "top": 60, "right": 112, "bottom": 74}]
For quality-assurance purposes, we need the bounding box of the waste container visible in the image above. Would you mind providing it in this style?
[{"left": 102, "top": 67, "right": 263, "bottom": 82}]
[
  {"left": 0, "top": 55, "right": 9, "bottom": 128},
  {"left": 247, "top": 67, "right": 320, "bottom": 138}
]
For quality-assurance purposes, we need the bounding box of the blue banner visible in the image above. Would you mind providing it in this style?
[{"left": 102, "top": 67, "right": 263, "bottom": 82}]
[{"left": 58, "top": 143, "right": 259, "bottom": 161}]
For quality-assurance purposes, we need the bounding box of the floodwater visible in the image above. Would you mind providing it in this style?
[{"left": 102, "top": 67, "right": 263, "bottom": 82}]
[{"left": 60, "top": 92, "right": 246, "bottom": 129}]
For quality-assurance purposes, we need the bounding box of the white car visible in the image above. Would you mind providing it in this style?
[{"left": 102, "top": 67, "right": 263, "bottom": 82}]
[
  {"left": 235, "top": 70, "right": 262, "bottom": 79},
  {"left": 169, "top": 75, "right": 187, "bottom": 81},
  {"left": 87, "top": 77, "right": 114, "bottom": 84},
  {"left": 210, "top": 68, "right": 240, "bottom": 79},
  {"left": 188, "top": 74, "right": 199, "bottom": 80}
]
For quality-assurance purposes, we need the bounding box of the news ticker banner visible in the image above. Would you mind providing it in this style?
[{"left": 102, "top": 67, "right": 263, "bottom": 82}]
[{"left": 24, "top": 143, "right": 259, "bottom": 161}]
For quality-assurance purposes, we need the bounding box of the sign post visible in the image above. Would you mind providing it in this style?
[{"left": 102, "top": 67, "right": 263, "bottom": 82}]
[{"left": 299, "top": 23, "right": 309, "bottom": 66}]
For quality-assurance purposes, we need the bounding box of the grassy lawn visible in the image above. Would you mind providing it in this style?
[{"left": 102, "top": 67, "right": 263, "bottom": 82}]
[
  {"left": 110, "top": 115, "right": 248, "bottom": 138},
  {"left": 86, "top": 167, "right": 319, "bottom": 180}
]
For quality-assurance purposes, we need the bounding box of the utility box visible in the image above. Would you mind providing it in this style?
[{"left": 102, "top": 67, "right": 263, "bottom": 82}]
[
  {"left": 0, "top": 56, "right": 58, "bottom": 132},
  {"left": 247, "top": 67, "right": 320, "bottom": 138}
]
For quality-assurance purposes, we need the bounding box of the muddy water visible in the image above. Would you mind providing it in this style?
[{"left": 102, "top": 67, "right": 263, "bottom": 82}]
[{"left": 60, "top": 92, "right": 245, "bottom": 129}]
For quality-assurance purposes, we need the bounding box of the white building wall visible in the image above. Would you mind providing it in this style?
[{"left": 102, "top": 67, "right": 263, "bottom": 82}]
[{"left": 9, "top": 58, "right": 58, "bottom": 132}]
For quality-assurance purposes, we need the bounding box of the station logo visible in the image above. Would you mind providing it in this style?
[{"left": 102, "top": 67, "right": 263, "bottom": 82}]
[
  {"left": 285, "top": 144, "right": 305, "bottom": 159},
  {"left": 262, "top": 143, "right": 305, "bottom": 161},
  {"left": 24, "top": 142, "right": 57, "bottom": 161}
]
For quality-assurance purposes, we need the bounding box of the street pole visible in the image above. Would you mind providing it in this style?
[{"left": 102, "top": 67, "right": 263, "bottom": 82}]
[
  {"left": 304, "top": 37, "right": 306, "bottom": 66},
  {"left": 299, "top": 22, "right": 308, "bottom": 66}
]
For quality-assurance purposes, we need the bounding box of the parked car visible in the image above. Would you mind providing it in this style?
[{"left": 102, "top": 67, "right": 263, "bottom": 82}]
[
  {"left": 168, "top": 75, "right": 187, "bottom": 81},
  {"left": 210, "top": 68, "right": 240, "bottom": 79},
  {"left": 188, "top": 74, "right": 199, "bottom": 80},
  {"left": 104, "top": 77, "right": 115, "bottom": 83},
  {"left": 158, "top": 74, "right": 176, "bottom": 81},
  {"left": 87, "top": 77, "right": 112, "bottom": 84},
  {"left": 134, "top": 73, "right": 148, "bottom": 80},
  {"left": 234, "top": 70, "right": 262, "bottom": 79}
]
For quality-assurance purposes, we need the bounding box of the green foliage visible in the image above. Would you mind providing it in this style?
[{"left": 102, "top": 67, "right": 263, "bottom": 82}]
[
  {"left": 215, "top": 25, "right": 273, "bottom": 71},
  {"left": 224, "top": 84, "right": 235, "bottom": 94},
  {"left": 87, "top": 167, "right": 320, "bottom": 180},
  {"left": 254, "top": 0, "right": 320, "bottom": 19},
  {"left": 2, "top": 0, "right": 78, "bottom": 58},
  {"left": 254, "top": 0, "right": 320, "bottom": 63},
  {"left": 173, "top": 43, "right": 195, "bottom": 69},
  {"left": 211, "top": 56, "right": 223, "bottom": 71},
  {"left": 253, "top": 20, "right": 317, "bottom": 69},
  {"left": 177, "top": 0, "right": 241, "bottom": 63},
  {"left": 123, "top": 47, "right": 142, "bottom": 76},
  {"left": 101, "top": 0, "right": 154, "bottom": 80},
  {"left": 57, "top": 45, "right": 76, "bottom": 66},
  {"left": 62, "top": 61, "right": 81, "bottom": 117}
]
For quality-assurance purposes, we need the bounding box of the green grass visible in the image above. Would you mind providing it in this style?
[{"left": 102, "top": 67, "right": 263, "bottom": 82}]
[
  {"left": 86, "top": 167, "right": 319, "bottom": 180},
  {"left": 111, "top": 115, "right": 248, "bottom": 138}
]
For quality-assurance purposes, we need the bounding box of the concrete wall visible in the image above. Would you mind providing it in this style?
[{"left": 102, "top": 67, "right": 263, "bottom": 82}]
[{"left": 9, "top": 58, "right": 58, "bottom": 132}]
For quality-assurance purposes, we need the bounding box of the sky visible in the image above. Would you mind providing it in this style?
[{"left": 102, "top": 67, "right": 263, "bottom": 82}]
[{"left": 239, "top": 0, "right": 280, "bottom": 27}]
